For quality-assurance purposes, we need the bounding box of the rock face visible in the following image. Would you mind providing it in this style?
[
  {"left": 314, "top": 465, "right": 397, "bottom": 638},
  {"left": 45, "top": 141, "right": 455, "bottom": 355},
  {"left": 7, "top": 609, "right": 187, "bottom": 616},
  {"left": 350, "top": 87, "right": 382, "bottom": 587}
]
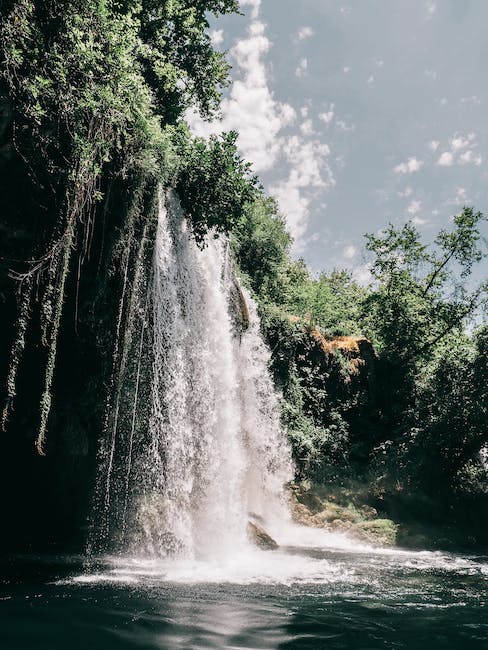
[
  {"left": 289, "top": 484, "right": 398, "bottom": 547},
  {"left": 229, "top": 278, "right": 250, "bottom": 337},
  {"left": 247, "top": 521, "right": 279, "bottom": 550}
]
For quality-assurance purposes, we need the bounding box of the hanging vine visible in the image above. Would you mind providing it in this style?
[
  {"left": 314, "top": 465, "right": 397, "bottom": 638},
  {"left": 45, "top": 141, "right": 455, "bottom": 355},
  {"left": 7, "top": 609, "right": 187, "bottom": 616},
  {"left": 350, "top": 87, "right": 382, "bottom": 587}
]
[{"left": 0, "top": 0, "right": 252, "bottom": 458}]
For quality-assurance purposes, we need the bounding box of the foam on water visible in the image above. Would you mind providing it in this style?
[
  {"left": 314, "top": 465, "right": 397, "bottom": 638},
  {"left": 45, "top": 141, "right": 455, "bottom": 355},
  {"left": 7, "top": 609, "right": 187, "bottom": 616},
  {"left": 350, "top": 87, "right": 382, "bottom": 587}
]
[
  {"left": 73, "top": 521, "right": 488, "bottom": 588},
  {"left": 68, "top": 543, "right": 488, "bottom": 589}
]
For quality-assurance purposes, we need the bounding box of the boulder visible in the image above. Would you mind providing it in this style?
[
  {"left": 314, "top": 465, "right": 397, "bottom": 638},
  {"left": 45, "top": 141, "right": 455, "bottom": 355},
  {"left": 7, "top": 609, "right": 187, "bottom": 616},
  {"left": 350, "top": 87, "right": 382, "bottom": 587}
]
[
  {"left": 247, "top": 521, "right": 279, "bottom": 550},
  {"left": 229, "top": 278, "right": 250, "bottom": 337}
]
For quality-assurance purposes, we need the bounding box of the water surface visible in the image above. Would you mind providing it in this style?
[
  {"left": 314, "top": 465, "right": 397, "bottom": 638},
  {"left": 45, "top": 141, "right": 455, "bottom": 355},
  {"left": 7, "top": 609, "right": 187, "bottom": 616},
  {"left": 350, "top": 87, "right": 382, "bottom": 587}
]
[{"left": 1, "top": 541, "right": 487, "bottom": 649}]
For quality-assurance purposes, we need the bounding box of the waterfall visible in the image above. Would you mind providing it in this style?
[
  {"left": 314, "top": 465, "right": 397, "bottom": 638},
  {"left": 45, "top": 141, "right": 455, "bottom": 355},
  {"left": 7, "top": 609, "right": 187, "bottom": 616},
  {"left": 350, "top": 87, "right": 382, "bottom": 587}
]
[{"left": 96, "top": 191, "right": 293, "bottom": 560}]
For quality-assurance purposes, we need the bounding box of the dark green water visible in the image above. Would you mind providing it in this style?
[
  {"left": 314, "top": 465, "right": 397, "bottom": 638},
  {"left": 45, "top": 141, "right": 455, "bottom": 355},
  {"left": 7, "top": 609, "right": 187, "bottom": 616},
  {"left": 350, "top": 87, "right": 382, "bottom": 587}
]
[{"left": 1, "top": 546, "right": 487, "bottom": 649}]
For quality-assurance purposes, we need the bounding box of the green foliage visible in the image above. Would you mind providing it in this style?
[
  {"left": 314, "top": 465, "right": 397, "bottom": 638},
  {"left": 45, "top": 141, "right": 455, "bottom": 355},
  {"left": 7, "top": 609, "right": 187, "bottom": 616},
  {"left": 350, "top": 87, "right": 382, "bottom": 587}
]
[
  {"left": 0, "top": 0, "right": 242, "bottom": 450},
  {"left": 405, "top": 327, "right": 488, "bottom": 491},
  {"left": 235, "top": 195, "right": 487, "bottom": 544},
  {"left": 232, "top": 195, "right": 292, "bottom": 301},
  {"left": 283, "top": 267, "right": 366, "bottom": 335},
  {"left": 362, "top": 209, "right": 487, "bottom": 362},
  {"left": 231, "top": 193, "right": 366, "bottom": 334},
  {"left": 175, "top": 130, "right": 258, "bottom": 244},
  {"left": 113, "top": 0, "right": 239, "bottom": 122},
  {"left": 1, "top": 0, "right": 486, "bottom": 547}
]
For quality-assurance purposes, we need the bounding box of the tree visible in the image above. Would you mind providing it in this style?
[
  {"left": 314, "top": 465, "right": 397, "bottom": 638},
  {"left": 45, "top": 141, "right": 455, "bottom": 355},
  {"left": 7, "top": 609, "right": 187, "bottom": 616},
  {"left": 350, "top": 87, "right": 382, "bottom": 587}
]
[
  {"left": 112, "top": 0, "right": 239, "bottom": 122},
  {"left": 232, "top": 194, "right": 292, "bottom": 302},
  {"left": 362, "top": 209, "right": 487, "bottom": 364},
  {"left": 176, "top": 130, "right": 258, "bottom": 245}
]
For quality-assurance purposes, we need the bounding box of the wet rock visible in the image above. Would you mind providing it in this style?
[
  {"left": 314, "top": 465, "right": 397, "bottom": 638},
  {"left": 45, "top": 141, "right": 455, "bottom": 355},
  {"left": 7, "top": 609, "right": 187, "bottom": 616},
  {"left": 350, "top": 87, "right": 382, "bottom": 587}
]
[
  {"left": 288, "top": 484, "right": 398, "bottom": 547},
  {"left": 247, "top": 521, "right": 279, "bottom": 550},
  {"left": 229, "top": 278, "right": 250, "bottom": 336}
]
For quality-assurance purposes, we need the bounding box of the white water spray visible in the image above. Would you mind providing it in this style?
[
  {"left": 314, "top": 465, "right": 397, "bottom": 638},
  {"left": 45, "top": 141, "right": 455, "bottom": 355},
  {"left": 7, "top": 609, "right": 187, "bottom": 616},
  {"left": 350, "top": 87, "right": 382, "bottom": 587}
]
[{"left": 127, "top": 192, "right": 292, "bottom": 559}]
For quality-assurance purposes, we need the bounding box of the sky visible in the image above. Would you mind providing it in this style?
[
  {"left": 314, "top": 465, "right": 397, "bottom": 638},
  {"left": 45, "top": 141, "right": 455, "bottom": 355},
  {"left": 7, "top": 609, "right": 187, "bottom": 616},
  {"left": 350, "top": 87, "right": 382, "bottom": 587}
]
[{"left": 189, "top": 0, "right": 488, "bottom": 282}]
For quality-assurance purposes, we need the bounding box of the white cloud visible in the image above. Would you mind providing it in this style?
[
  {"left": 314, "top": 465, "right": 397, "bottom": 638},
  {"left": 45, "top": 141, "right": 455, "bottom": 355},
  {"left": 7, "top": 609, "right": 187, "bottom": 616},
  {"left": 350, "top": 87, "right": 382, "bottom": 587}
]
[
  {"left": 352, "top": 264, "right": 373, "bottom": 286},
  {"left": 455, "top": 187, "right": 468, "bottom": 204},
  {"left": 295, "top": 57, "right": 308, "bottom": 78},
  {"left": 296, "top": 26, "right": 314, "bottom": 41},
  {"left": 461, "top": 95, "right": 481, "bottom": 105},
  {"left": 343, "top": 245, "right": 357, "bottom": 259},
  {"left": 434, "top": 133, "right": 481, "bottom": 167},
  {"left": 300, "top": 119, "right": 314, "bottom": 136},
  {"left": 240, "top": 0, "right": 261, "bottom": 19},
  {"left": 437, "top": 151, "right": 454, "bottom": 166},
  {"left": 426, "top": 1, "right": 437, "bottom": 19},
  {"left": 458, "top": 150, "right": 482, "bottom": 166},
  {"left": 450, "top": 132, "right": 475, "bottom": 152},
  {"left": 270, "top": 185, "right": 310, "bottom": 248},
  {"left": 319, "top": 107, "right": 335, "bottom": 125},
  {"left": 343, "top": 66, "right": 350, "bottom": 73},
  {"left": 398, "top": 186, "right": 413, "bottom": 198},
  {"left": 189, "top": 3, "right": 336, "bottom": 249},
  {"left": 187, "top": 19, "right": 296, "bottom": 173},
  {"left": 407, "top": 200, "right": 422, "bottom": 215},
  {"left": 282, "top": 137, "right": 333, "bottom": 189},
  {"left": 394, "top": 157, "right": 423, "bottom": 174},
  {"left": 428, "top": 140, "right": 440, "bottom": 152},
  {"left": 336, "top": 119, "right": 355, "bottom": 132},
  {"left": 366, "top": 75, "right": 375, "bottom": 85},
  {"left": 412, "top": 216, "right": 428, "bottom": 226},
  {"left": 425, "top": 68, "right": 437, "bottom": 79},
  {"left": 270, "top": 136, "right": 334, "bottom": 247},
  {"left": 210, "top": 29, "right": 224, "bottom": 47}
]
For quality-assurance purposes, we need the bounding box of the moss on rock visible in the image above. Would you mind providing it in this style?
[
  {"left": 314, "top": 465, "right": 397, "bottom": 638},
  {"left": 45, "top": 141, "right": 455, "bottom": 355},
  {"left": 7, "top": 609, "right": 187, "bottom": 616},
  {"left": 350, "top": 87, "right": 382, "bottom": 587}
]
[{"left": 289, "top": 483, "right": 398, "bottom": 547}]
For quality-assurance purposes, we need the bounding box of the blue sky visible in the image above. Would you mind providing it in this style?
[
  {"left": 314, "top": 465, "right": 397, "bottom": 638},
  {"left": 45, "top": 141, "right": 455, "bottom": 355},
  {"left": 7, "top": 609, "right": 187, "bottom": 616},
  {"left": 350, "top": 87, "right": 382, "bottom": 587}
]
[{"left": 190, "top": 0, "right": 488, "bottom": 282}]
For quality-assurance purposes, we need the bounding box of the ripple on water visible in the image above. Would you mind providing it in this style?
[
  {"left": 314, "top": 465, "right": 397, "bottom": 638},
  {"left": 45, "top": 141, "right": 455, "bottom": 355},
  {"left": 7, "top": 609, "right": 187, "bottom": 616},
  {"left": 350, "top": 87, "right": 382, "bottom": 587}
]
[{"left": 1, "top": 542, "right": 487, "bottom": 650}]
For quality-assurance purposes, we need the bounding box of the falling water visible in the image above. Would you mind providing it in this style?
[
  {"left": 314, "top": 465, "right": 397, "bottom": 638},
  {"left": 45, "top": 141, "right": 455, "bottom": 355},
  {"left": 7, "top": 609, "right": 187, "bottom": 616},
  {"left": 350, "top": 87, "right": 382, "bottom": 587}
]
[{"left": 99, "top": 191, "right": 293, "bottom": 560}]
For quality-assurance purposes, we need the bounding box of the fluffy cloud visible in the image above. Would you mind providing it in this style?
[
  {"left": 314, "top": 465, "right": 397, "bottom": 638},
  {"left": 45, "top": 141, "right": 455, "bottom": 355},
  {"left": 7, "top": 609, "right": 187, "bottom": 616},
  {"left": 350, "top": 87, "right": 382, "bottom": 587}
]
[
  {"left": 394, "top": 157, "right": 423, "bottom": 174},
  {"left": 437, "top": 151, "right": 454, "bottom": 166},
  {"left": 428, "top": 140, "right": 440, "bottom": 152},
  {"left": 455, "top": 187, "right": 468, "bottom": 204},
  {"left": 300, "top": 119, "right": 314, "bottom": 136},
  {"left": 270, "top": 137, "right": 334, "bottom": 246},
  {"left": 426, "top": 1, "right": 437, "bottom": 19},
  {"left": 187, "top": 20, "right": 296, "bottom": 172},
  {"left": 435, "top": 132, "right": 481, "bottom": 167},
  {"left": 210, "top": 29, "right": 224, "bottom": 47},
  {"left": 336, "top": 119, "right": 355, "bottom": 132},
  {"left": 319, "top": 105, "right": 335, "bottom": 125},
  {"left": 188, "top": 5, "right": 336, "bottom": 248},
  {"left": 296, "top": 26, "right": 314, "bottom": 41},
  {"left": 412, "top": 216, "right": 428, "bottom": 226},
  {"left": 343, "top": 245, "right": 357, "bottom": 259},
  {"left": 295, "top": 58, "right": 308, "bottom": 78},
  {"left": 352, "top": 264, "right": 373, "bottom": 286},
  {"left": 450, "top": 132, "right": 475, "bottom": 151},
  {"left": 407, "top": 200, "right": 422, "bottom": 215},
  {"left": 240, "top": 0, "right": 261, "bottom": 19},
  {"left": 458, "top": 150, "right": 482, "bottom": 166}
]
